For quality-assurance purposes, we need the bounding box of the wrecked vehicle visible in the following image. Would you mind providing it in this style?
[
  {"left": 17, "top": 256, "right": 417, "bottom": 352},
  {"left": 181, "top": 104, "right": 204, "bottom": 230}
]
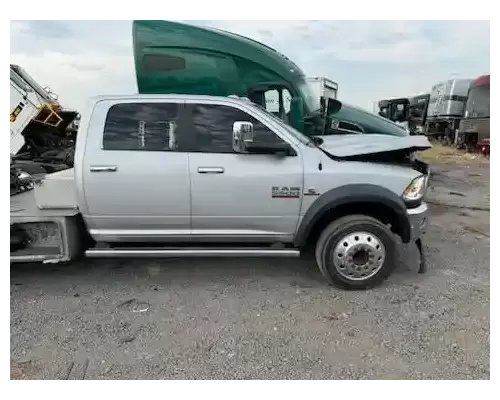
[
  {"left": 425, "top": 78, "right": 472, "bottom": 143},
  {"left": 10, "top": 64, "right": 79, "bottom": 176},
  {"left": 10, "top": 63, "right": 79, "bottom": 200},
  {"left": 11, "top": 94, "right": 431, "bottom": 290},
  {"left": 457, "top": 74, "right": 490, "bottom": 153}
]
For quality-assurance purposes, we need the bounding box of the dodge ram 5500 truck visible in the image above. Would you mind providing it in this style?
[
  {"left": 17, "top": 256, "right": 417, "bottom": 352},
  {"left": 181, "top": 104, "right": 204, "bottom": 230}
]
[{"left": 10, "top": 94, "right": 431, "bottom": 290}]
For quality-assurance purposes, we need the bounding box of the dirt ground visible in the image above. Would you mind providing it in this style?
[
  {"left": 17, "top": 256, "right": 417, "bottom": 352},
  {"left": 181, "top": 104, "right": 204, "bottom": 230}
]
[{"left": 10, "top": 156, "right": 490, "bottom": 380}]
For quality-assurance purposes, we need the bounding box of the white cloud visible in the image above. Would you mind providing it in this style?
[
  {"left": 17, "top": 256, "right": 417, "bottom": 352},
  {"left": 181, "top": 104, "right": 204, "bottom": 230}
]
[
  {"left": 10, "top": 20, "right": 489, "bottom": 111},
  {"left": 199, "top": 20, "right": 489, "bottom": 64},
  {"left": 11, "top": 51, "right": 136, "bottom": 110}
]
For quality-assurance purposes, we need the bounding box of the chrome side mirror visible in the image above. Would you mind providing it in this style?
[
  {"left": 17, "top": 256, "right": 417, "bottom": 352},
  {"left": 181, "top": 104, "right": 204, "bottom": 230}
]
[{"left": 232, "top": 121, "right": 254, "bottom": 153}]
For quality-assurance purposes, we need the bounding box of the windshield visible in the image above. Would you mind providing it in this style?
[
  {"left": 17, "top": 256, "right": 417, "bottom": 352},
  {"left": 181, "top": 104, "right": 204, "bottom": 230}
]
[
  {"left": 409, "top": 103, "right": 426, "bottom": 118},
  {"left": 330, "top": 103, "right": 409, "bottom": 137},
  {"left": 249, "top": 102, "right": 312, "bottom": 145},
  {"left": 465, "top": 86, "right": 490, "bottom": 118},
  {"left": 297, "top": 81, "right": 319, "bottom": 113}
]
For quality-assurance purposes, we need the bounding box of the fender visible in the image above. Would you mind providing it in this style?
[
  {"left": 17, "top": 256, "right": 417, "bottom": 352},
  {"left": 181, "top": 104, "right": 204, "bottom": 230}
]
[{"left": 294, "top": 184, "right": 411, "bottom": 246}]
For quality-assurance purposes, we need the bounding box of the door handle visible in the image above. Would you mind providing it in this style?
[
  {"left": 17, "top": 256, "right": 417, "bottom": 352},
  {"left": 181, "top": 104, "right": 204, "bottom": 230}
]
[
  {"left": 90, "top": 165, "right": 117, "bottom": 172},
  {"left": 197, "top": 167, "right": 224, "bottom": 174}
]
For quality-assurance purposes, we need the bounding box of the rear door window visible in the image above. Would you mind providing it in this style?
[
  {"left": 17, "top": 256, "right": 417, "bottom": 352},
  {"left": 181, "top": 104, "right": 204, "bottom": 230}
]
[{"left": 103, "top": 103, "right": 181, "bottom": 151}]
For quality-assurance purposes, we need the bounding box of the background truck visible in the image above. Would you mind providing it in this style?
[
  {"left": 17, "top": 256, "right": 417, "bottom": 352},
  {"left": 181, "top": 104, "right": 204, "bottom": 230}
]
[
  {"left": 377, "top": 98, "right": 410, "bottom": 125},
  {"left": 456, "top": 74, "right": 490, "bottom": 153},
  {"left": 133, "top": 20, "right": 408, "bottom": 139},
  {"left": 376, "top": 94, "right": 430, "bottom": 136},
  {"left": 10, "top": 94, "right": 431, "bottom": 290},
  {"left": 425, "top": 78, "right": 472, "bottom": 143},
  {"left": 408, "top": 94, "right": 430, "bottom": 135},
  {"left": 10, "top": 63, "right": 79, "bottom": 181}
]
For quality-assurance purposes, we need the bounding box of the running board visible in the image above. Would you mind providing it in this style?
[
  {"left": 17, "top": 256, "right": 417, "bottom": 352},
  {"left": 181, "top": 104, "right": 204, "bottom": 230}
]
[{"left": 85, "top": 247, "right": 300, "bottom": 259}]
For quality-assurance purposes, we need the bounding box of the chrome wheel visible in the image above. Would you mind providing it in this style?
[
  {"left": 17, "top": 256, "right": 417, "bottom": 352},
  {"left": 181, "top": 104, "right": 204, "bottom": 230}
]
[{"left": 332, "top": 231, "right": 386, "bottom": 281}]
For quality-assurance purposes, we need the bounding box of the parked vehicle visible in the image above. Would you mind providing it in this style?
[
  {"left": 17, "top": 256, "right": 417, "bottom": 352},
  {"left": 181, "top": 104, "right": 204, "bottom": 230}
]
[
  {"left": 133, "top": 20, "right": 408, "bottom": 138},
  {"left": 10, "top": 64, "right": 79, "bottom": 178},
  {"left": 10, "top": 94, "right": 431, "bottom": 289},
  {"left": 376, "top": 94, "right": 429, "bottom": 135},
  {"left": 456, "top": 74, "right": 490, "bottom": 152},
  {"left": 306, "top": 76, "right": 338, "bottom": 101},
  {"left": 377, "top": 98, "right": 410, "bottom": 131},
  {"left": 425, "top": 78, "right": 471, "bottom": 143},
  {"left": 408, "top": 94, "right": 430, "bottom": 135}
]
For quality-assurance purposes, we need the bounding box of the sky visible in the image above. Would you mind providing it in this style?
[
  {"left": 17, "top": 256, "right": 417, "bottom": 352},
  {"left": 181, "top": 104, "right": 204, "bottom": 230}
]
[{"left": 10, "top": 20, "right": 490, "bottom": 112}]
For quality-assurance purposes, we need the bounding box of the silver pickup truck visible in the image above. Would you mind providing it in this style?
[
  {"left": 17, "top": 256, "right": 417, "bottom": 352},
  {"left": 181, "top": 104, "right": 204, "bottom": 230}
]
[{"left": 10, "top": 94, "right": 431, "bottom": 289}]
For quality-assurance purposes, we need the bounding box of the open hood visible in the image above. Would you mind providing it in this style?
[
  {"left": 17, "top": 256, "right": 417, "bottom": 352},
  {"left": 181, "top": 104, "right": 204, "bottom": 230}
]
[{"left": 318, "top": 134, "right": 431, "bottom": 158}]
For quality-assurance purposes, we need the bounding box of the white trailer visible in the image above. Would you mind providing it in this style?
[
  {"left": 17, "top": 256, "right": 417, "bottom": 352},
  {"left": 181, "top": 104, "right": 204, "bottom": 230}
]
[{"left": 306, "top": 77, "right": 338, "bottom": 102}]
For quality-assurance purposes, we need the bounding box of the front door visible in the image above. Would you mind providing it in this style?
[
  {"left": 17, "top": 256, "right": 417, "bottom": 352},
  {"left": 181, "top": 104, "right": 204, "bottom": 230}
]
[
  {"left": 81, "top": 100, "right": 191, "bottom": 242},
  {"left": 183, "top": 100, "right": 303, "bottom": 242}
]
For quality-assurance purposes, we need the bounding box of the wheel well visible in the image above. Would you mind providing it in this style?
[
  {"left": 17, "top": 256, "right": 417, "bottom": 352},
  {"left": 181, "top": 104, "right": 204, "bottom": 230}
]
[{"left": 303, "top": 202, "right": 406, "bottom": 249}]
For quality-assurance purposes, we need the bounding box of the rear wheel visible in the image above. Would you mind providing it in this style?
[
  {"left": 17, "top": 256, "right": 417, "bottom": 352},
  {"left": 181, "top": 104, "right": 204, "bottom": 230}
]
[{"left": 315, "top": 215, "right": 398, "bottom": 289}]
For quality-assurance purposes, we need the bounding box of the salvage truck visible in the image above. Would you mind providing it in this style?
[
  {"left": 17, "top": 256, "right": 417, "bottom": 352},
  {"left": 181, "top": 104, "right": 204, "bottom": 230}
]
[
  {"left": 425, "top": 78, "right": 472, "bottom": 143},
  {"left": 456, "top": 74, "right": 490, "bottom": 153},
  {"left": 10, "top": 63, "right": 79, "bottom": 178},
  {"left": 376, "top": 94, "right": 430, "bottom": 136},
  {"left": 11, "top": 93, "right": 431, "bottom": 290}
]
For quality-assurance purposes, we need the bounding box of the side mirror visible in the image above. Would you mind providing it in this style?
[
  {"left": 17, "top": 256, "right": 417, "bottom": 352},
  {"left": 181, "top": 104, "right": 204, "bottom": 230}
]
[
  {"left": 289, "top": 97, "right": 305, "bottom": 132},
  {"left": 232, "top": 121, "right": 254, "bottom": 153},
  {"left": 326, "top": 98, "right": 342, "bottom": 114}
]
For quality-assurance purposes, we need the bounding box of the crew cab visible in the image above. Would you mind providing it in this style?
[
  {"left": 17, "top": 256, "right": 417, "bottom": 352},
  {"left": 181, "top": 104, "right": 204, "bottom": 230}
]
[{"left": 11, "top": 94, "right": 431, "bottom": 289}]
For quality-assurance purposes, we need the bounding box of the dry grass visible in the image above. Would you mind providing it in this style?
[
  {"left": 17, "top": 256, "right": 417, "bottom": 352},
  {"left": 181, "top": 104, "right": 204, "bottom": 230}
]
[
  {"left": 418, "top": 143, "right": 489, "bottom": 166},
  {"left": 10, "top": 362, "right": 33, "bottom": 380}
]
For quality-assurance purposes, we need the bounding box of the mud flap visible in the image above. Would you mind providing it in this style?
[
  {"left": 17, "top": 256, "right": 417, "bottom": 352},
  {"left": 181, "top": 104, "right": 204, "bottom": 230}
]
[{"left": 416, "top": 238, "right": 426, "bottom": 274}]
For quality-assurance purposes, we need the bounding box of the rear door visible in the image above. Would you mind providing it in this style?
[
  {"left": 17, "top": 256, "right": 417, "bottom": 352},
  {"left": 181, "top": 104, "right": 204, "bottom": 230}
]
[{"left": 81, "top": 99, "right": 191, "bottom": 242}]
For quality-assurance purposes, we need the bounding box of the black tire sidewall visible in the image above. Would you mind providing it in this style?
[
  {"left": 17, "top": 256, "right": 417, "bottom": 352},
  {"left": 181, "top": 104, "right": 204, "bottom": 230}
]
[{"left": 320, "top": 219, "right": 397, "bottom": 289}]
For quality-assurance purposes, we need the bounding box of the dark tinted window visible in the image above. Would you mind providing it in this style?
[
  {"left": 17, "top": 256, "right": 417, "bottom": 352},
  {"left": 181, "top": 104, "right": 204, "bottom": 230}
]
[
  {"left": 143, "top": 54, "right": 185, "bottom": 72},
  {"left": 187, "top": 104, "right": 284, "bottom": 153},
  {"left": 103, "top": 103, "right": 180, "bottom": 151}
]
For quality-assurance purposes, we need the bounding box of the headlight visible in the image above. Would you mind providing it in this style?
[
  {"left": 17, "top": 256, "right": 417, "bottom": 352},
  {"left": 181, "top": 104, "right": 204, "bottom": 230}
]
[{"left": 402, "top": 175, "right": 427, "bottom": 203}]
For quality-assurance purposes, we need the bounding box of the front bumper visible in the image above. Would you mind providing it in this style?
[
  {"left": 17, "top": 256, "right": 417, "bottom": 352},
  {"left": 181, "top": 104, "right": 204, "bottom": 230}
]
[{"left": 407, "top": 202, "right": 428, "bottom": 241}]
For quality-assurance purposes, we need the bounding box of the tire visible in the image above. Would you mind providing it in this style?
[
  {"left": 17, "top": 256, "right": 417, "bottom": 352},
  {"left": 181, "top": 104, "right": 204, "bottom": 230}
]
[{"left": 315, "top": 215, "right": 398, "bottom": 290}]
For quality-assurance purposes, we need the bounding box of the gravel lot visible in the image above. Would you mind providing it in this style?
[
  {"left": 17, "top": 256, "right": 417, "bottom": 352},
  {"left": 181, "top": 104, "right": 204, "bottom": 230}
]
[{"left": 10, "top": 162, "right": 490, "bottom": 380}]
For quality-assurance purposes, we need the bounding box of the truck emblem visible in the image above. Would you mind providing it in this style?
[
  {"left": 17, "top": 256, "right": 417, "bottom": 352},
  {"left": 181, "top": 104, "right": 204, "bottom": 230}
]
[
  {"left": 304, "top": 187, "right": 320, "bottom": 196},
  {"left": 272, "top": 186, "right": 300, "bottom": 198}
]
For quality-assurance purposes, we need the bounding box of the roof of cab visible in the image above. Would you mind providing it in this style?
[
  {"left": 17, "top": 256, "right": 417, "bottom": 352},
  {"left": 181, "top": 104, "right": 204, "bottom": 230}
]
[
  {"left": 86, "top": 94, "right": 258, "bottom": 113},
  {"left": 89, "top": 93, "right": 253, "bottom": 103}
]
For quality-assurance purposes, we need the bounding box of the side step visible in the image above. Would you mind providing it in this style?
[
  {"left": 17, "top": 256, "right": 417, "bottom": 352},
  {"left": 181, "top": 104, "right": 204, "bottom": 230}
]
[{"left": 85, "top": 247, "right": 300, "bottom": 259}]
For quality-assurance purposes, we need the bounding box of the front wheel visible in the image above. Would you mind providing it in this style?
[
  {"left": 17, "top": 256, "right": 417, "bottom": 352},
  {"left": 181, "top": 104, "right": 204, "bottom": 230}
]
[{"left": 315, "top": 215, "right": 398, "bottom": 289}]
